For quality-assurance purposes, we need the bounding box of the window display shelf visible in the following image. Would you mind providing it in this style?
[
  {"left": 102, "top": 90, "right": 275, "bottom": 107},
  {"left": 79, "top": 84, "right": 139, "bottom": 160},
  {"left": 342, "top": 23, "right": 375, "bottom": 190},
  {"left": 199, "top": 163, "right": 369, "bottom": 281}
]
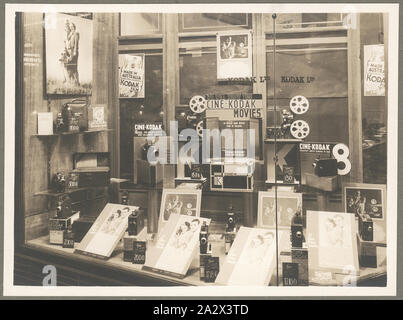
[
  {"left": 264, "top": 138, "right": 303, "bottom": 143},
  {"left": 34, "top": 186, "right": 105, "bottom": 198},
  {"left": 33, "top": 128, "right": 113, "bottom": 137}
]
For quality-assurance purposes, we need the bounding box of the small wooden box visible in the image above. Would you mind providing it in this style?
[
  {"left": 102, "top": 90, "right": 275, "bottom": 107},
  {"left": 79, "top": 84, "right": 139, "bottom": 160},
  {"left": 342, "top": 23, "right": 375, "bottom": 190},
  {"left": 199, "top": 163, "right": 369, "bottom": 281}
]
[
  {"left": 357, "top": 233, "right": 378, "bottom": 268},
  {"left": 305, "top": 173, "right": 339, "bottom": 192}
]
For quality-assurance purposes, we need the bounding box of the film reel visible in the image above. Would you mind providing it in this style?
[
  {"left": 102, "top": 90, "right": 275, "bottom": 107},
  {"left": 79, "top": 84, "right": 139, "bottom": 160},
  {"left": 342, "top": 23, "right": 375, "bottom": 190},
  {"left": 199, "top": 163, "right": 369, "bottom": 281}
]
[
  {"left": 290, "top": 95, "right": 309, "bottom": 115},
  {"left": 189, "top": 95, "right": 207, "bottom": 114},
  {"left": 196, "top": 121, "right": 204, "bottom": 137},
  {"left": 290, "top": 120, "right": 310, "bottom": 139}
]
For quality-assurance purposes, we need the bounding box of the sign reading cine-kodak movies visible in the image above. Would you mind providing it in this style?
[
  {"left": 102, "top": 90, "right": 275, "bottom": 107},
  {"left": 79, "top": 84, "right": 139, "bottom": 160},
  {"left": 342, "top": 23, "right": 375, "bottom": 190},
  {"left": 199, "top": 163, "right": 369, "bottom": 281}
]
[{"left": 203, "top": 94, "right": 263, "bottom": 119}]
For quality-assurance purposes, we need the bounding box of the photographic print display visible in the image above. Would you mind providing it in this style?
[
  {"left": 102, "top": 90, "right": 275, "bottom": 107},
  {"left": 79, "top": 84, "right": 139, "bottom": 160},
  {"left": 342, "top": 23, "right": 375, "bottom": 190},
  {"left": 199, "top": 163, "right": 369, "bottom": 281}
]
[
  {"left": 343, "top": 183, "right": 386, "bottom": 220},
  {"left": 343, "top": 183, "right": 386, "bottom": 244},
  {"left": 306, "top": 211, "right": 359, "bottom": 276},
  {"left": 143, "top": 214, "right": 211, "bottom": 278},
  {"left": 119, "top": 53, "right": 145, "bottom": 98},
  {"left": 258, "top": 191, "right": 302, "bottom": 229},
  {"left": 44, "top": 13, "right": 93, "bottom": 95},
  {"left": 216, "top": 31, "right": 252, "bottom": 79},
  {"left": 215, "top": 227, "right": 286, "bottom": 286},
  {"left": 75, "top": 203, "right": 138, "bottom": 259},
  {"left": 159, "top": 189, "right": 202, "bottom": 231}
]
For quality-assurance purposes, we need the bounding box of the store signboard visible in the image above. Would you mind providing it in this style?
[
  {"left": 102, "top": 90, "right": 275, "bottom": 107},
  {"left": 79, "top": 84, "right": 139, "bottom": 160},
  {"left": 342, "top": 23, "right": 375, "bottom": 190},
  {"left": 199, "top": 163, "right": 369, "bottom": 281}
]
[
  {"left": 133, "top": 122, "right": 163, "bottom": 137},
  {"left": 75, "top": 203, "right": 138, "bottom": 259},
  {"left": 217, "top": 31, "right": 252, "bottom": 80},
  {"left": 364, "top": 44, "right": 385, "bottom": 96},
  {"left": 143, "top": 214, "right": 210, "bottom": 278},
  {"left": 215, "top": 227, "right": 285, "bottom": 286},
  {"left": 119, "top": 53, "right": 145, "bottom": 98}
]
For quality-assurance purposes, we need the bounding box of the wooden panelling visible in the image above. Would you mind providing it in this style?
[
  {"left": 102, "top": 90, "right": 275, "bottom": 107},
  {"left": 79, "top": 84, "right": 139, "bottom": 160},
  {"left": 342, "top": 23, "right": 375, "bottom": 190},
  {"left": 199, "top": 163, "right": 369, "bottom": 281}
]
[
  {"left": 20, "top": 13, "right": 118, "bottom": 243},
  {"left": 347, "top": 14, "right": 363, "bottom": 182},
  {"left": 24, "top": 211, "right": 50, "bottom": 241}
]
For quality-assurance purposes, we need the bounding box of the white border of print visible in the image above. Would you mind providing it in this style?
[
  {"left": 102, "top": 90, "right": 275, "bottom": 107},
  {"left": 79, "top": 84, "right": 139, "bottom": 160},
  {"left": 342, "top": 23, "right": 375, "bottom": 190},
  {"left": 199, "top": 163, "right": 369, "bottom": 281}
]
[{"left": 4, "top": 3, "right": 398, "bottom": 297}]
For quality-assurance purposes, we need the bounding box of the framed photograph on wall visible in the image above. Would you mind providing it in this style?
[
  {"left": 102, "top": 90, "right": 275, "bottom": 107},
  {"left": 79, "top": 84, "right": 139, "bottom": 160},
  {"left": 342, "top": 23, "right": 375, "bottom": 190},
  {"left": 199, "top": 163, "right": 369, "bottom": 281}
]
[
  {"left": 44, "top": 12, "right": 93, "bottom": 95},
  {"left": 75, "top": 203, "right": 139, "bottom": 259},
  {"left": 216, "top": 30, "right": 252, "bottom": 80},
  {"left": 306, "top": 210, "right": 359, "bottom": 276},
  {"left": 159, "top": 188, "right": 202, "bottom": 231},
  {"left": 257, "top": 191, "right": 302, "bottom": 229}
]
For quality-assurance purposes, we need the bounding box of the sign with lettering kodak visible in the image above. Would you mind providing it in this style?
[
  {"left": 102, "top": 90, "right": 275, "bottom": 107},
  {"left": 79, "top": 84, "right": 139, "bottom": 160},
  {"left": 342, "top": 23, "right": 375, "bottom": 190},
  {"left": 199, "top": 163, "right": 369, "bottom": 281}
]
[
  {"left": 364, "top": 44, "right": 385, "bottom": 96},
  {"left": 299, "top": 142, "right": 336, "bottom": 154},
  {"left": 204, "top": 94, "right": 263, "bottom": 119}
]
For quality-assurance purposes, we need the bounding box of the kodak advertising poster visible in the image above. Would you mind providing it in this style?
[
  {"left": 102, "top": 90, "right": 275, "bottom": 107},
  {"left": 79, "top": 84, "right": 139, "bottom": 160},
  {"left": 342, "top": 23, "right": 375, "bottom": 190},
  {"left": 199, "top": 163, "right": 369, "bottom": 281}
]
[
  {"left": 75, "top": 203, "right": 139, "bottom": 259},
  {"left": 119, "top": 53, "right": 145, "bottom": 98},
  {"left": 364, "top": 44, "right": 385, "bottom": 96},
  {"left": 215, "top": 227, "right": 284, "bottom": 286},
  {"left": 306, "top": 210, "right": 359, "bottom": 280},
  {"left": 143, "top": 214, "right": 211, "bottom": 278}
]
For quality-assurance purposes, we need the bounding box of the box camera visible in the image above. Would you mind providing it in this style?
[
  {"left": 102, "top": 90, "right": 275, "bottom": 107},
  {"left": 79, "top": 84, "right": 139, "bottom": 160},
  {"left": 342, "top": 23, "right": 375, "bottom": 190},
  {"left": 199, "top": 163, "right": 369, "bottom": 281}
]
[
  {"left": 358, "top": 213, "right": 374, "bottom": 242},
  {"left": 128, "top": 208, "right": 145, "bottom": 236},
  {"left": 226, "top": 209, "right": 236, "bottom": 232},
  {"left": 312, "top": 158, "right": 338, "bottom": 177},
  {"left": 199, "top": 222, "right": 209, "bottom": 254},
  {"left": 290, "top": 211, "right": 304, "bottom": 248}
]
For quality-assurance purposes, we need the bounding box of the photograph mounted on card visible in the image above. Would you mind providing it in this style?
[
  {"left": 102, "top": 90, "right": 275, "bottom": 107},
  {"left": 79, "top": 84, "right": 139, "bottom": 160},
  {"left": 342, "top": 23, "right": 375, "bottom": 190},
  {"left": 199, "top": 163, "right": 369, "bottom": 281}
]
[
  {"left": 159, "top": 189, "right": 202, "bottom": 231},
  {"left": 343, "top": 183, "right": 386, "bottom": 220},
  {"left": 257, "top": 191, "right": 302, "bottom": 229},
  {"left": 75, "top": 203, "right": 139, "bottom": 259},
  {"left": 143, "top": 214, "right": 211, "bottom": 278},
  {"left": 119, "top": 53, "right": 145, "bottom": 98},
  {"left": 44, "top": 13, "right": 92, "bottom": 95},
  {"left": 215, "top": 227, "right": 286, "bottom": 286},
  {"left": 342, "top": 183, "right": 386, "bottom": 244},
  {"left": 217, "top": 31, "right": 252, "bottom": 80},
  {"left": 306, "top": 211, "right": 359, "bottom": 277}
]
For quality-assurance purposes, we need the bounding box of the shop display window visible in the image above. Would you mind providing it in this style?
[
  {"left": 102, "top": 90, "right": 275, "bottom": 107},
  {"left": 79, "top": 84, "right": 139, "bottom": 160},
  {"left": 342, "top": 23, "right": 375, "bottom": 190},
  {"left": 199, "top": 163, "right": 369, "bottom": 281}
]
[{"left": 10, "top": 8, "right": 394, "bottom": 293}]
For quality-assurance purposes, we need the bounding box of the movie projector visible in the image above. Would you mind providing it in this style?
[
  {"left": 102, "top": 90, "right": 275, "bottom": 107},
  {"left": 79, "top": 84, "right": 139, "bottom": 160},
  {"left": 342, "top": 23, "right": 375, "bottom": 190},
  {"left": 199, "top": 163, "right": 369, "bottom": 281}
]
[
  {"left": 267, "top": 95, "right": 311, "bottom": 140},
  {"left": 176, "top": 95, "right": 207, "bottom": 138}
]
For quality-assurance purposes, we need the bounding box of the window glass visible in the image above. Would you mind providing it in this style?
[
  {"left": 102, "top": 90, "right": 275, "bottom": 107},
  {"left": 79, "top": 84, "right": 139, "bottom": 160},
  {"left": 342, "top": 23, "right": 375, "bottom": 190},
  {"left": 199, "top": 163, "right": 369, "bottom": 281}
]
[
  {"left": 120, "top": 54, "right": 163, "bottom": 179},
  {"left": 180, "top": 13, "right": 250, "bottom": 32},
  {"left": 120, "top": 13, "right": 161, "bottom": 35}
]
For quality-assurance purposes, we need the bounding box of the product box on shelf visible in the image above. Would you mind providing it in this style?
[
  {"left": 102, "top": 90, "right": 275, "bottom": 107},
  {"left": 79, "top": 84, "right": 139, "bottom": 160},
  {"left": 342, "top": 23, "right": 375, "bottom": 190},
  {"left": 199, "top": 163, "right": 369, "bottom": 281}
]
[{"left": 71, "top": 152, "right": 110, "bottom": 188}]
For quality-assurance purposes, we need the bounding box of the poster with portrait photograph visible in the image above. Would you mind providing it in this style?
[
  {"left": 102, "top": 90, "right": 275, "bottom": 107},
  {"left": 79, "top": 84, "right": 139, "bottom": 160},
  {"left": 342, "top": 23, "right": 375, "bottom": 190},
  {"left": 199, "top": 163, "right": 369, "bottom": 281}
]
[
  {"left": 119, "top": 53, "right": 145, "bottom": 98},
  {"left": 158, "top": 188, "right": 202, "bottom": 231},
  {"left": 44, "top": 13, "right": 92, "bottom": 95},
  {"left": 307, "top": 211, "right": 359, "bottom": 276},
  {"left": 215, "top": 227, "right": 286, "bottom": 286},
  {"left": 75, "top": 203, "right": 138, "bottom": 259},
  {"left": 342, "top": 183, "right": 386, "bottom": 244},
  {"left": 216, "top": 31, "right": 252, "bottom": 80},
  {"left": 143, "top": 214, "right": 211, "bottom": 278},
  {"left": 257, "top": 191, "right": 302, "bottom": 229}
]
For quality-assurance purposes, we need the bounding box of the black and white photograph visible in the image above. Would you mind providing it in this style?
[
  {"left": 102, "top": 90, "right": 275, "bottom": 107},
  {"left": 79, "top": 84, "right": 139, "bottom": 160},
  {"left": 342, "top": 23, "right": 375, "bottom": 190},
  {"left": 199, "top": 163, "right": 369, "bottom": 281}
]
[
  {"left": 257, "top": 191, "right": 302, "bottom": 228},
  {"left": 343, "top": 183, "right": 386, "bottom": 220},
  {"left": 44, "top": 12, "right": 93, "bottom": 95},
  {"left": 216, "top": 30, "right": 252, "bottom": 79},
  {"left": 159, "top": 189, "right": 202, "bottom": 229},
  {"left": 2, "top": 3, "right": 399, "bottom": 298},
  {"left": 219, "top": 34, "right": 249, "bottom": 59}
]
